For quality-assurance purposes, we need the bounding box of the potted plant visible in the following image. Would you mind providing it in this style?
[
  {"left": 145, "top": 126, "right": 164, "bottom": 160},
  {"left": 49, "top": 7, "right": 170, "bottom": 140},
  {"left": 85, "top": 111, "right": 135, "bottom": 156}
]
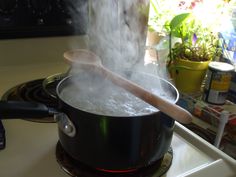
[
  {"left": 166, "top": 12, "right": 222, "bottom": 93},
  {"left": 146, "top": 0, "right": 230, "bottom": 93}
]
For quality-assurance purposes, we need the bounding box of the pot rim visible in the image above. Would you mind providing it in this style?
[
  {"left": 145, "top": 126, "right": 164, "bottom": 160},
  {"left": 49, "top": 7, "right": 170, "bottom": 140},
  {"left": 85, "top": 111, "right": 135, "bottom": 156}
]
[{"left": 56, "top": 72, "right": 179, "bottom": 118}]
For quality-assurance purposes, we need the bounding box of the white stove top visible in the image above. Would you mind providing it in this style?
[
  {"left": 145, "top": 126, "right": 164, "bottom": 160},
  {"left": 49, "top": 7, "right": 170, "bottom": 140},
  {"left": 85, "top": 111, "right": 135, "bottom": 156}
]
[
  {"left": 0, "top": 36, "right": 235, "bottom": 177},
  {"left": 0, "top": 119, "right": 235, "bottom": 177}
]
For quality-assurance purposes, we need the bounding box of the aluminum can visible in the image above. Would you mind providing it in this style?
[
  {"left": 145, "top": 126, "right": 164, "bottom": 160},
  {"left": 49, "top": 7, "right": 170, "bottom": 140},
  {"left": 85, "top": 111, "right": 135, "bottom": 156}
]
[
  {"left": 227, "top": 70, "right": 236, "bottom": 103},
  {"left": 203, "top": 61, "right": 234, "bottom": 104}
]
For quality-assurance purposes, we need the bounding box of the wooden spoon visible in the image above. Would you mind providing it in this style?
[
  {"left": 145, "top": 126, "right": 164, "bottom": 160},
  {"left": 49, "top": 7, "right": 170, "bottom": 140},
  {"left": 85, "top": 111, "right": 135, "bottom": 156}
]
[{"left": 64, "top": 49, "right": 192, "bottom": 124}]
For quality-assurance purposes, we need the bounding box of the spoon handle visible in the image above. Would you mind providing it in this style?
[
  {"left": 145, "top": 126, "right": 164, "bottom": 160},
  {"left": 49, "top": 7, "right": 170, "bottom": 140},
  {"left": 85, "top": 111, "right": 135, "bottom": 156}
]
[
  {"left": 99, "top": 66, "right": 192, "bottom": 124},
  {"left": 63, "top": 49, "right": 192, "bottom": 124}
]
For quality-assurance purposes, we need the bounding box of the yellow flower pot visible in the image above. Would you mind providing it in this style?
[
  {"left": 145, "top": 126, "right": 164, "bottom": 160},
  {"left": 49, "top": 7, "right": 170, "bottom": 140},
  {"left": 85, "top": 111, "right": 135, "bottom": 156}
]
[{"left": 169, "top": 58, "right": 210, "bottom": 93}]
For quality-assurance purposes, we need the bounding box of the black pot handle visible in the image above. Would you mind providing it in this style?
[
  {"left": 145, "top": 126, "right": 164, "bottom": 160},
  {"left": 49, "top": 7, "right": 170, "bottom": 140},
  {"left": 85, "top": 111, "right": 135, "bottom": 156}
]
[{"left": 0, "top": 101, "right": 56, "bottom": 119}]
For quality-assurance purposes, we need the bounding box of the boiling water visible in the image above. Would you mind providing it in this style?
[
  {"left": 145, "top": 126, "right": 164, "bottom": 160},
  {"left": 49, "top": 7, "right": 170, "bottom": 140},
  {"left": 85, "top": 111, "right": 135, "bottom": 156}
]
[{"left": 59, "top": 74, "right": 175, "bottom": 117}]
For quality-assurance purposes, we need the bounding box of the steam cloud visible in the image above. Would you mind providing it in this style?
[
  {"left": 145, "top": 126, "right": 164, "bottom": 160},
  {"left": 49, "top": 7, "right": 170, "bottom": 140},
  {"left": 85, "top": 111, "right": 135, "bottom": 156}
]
[
  {"left": 88, "top": 0, "right": 149, "bottom": 72},
  {"left": 62, "top": 0, "right": 176, "bottom": 116}
]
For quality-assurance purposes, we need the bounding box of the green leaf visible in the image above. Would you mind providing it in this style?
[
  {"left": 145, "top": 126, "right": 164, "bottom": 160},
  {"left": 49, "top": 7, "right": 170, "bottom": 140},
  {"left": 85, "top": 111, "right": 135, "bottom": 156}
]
[
  {"left": 171, "top": 28, "right": 182, "bottom": 38},
  {"left": 170, "top": 13, "right": 190, "bottom": 30}
]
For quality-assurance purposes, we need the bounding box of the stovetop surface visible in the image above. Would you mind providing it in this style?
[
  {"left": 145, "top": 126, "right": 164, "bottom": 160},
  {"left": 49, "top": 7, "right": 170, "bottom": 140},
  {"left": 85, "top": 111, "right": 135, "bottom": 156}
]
[
  {"left": 1, "top": 117, "right": 235, "bottom": 177},
  {"left": 0, "top": 119, "right": 213, "bottom": 177},
  {"left": 0, "top": 36, "right": 235, "bottom": 177}
]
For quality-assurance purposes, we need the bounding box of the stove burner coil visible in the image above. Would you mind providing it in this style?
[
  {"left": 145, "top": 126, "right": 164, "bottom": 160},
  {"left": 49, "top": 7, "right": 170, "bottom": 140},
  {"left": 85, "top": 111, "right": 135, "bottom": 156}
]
[
  {"left": 55, "top": 141, "right": 173, "bottom": 177},
  {"left": 1, "top": 78, "right": 59, "bottom": 123},
  {"left": 42, "top": 73, "right": 66, "bottom": 98}
]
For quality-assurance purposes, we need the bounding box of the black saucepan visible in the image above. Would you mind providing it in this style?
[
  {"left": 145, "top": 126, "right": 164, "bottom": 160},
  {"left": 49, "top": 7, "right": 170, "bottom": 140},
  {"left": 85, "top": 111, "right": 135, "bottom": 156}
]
[{"left": 0, "top": 71, "right": 178, "bottom": 171}]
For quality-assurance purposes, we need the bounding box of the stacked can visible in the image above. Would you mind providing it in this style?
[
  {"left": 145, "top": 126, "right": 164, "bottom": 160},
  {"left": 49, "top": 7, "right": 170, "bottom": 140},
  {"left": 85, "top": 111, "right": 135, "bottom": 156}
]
[
  {"left": 203, "top": 61, "right": 234, "bottom": 105},
  {"left": 227, "top": 70, "right": 236, "bottom": 103}
]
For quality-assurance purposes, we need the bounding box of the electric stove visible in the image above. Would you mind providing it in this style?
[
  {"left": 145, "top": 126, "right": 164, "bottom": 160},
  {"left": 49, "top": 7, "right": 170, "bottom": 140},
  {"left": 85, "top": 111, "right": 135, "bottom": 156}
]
[{"left": 0, "top": 35, "right": 235, "bottom": 177}]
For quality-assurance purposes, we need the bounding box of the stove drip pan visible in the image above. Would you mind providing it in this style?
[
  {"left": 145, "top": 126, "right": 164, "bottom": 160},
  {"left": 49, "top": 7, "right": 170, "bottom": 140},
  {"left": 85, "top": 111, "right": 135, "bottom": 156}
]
[
  {"left": 56, "top": 141, "right": 173, "bottom": 177},
  {"left": 1, "top": 79, "right": 58, "bottom": 123}
]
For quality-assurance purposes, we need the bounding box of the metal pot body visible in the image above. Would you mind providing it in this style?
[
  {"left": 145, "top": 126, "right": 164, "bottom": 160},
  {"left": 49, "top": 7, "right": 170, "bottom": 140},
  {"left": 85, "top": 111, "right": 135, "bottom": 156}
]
[{"left": 56, "top": 74, "right": 177, "bottom": 170}]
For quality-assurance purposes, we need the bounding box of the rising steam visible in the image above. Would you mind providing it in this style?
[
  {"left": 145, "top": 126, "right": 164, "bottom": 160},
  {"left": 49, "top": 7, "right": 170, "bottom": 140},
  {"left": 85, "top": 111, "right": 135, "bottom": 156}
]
[
  {"left": 88, "top": 0, "right": 149, "bottom": 72},
  {"left": 61, "top": 0, "right": 176, "bottom": 116}
]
